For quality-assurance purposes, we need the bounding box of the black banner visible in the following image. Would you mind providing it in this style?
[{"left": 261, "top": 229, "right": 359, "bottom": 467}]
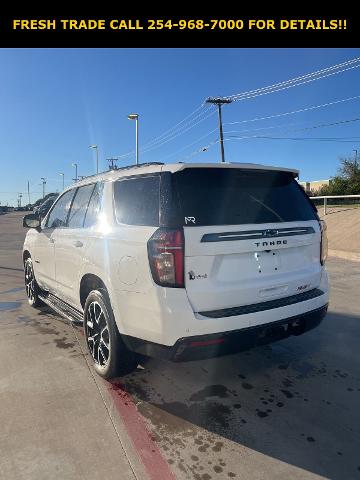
[{"left": 0, "top": 7, "right": 358, "bottom": 48}]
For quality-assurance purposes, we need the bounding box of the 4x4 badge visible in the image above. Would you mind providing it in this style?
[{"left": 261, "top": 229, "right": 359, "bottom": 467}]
[{"left": 188, "top": 270, "right": 207, "bottom": 280}]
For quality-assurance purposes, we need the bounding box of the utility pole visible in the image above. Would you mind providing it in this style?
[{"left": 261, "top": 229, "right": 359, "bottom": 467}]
[
  {"left": 18, "top": 193, "right": 22, "bottom": 208},
  {"left": 40, "top": 178, "right": 46, "bottom": 199},
  {"left": 107, "top": 157, "right": 119, "bottom": 170},
  {"left": 206, "top": 97, "right": 232, "bottom": 163},
  {"left": 27, "top": 181, "right": 30, "bottom": 205}
]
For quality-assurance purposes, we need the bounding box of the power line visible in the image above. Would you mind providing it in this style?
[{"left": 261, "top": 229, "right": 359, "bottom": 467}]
[
  {"left": 176, "top": 115, "right": 360, "bottom": 162},
  {"left": 227, "top": 57, "right": 360, "bottom": 99},
  {"left": 113, "top": 58, "right": 360, "bottom": 161},
  {"left": 0, "top": 191, "right": 43, "bottom": 194},
  {"left": 172, "top": 94, "right": 360, "bottom": 162},
  {"left": 173, "top": 114, "right": 360, "bottom": 162},
  {"left": 225, "top": 116, "right": 360, "bottom": 138},
  {"left": 224, "top": 57, "right": 360, "bottom": 102},
  {"left": 226, "top": 64, "right": 360, "bottom": 102},
  {"left": 158, "top": 127, "right": 218, "bottom": 162},
  {"left": 225, "top": 136, "right": 360, "bottom": 143},
  {"left": 140, "top": 105, "right": 211, "bottom": 150},
  {"left": 224, "top": 94, "right": 360, "bottom": 126},
  {"left": 176, "top": 138, "right": 220, "bottom": 163},
  {"left": 224, "top": 120, "right": 306, "bottom": 136},
  {"left": 115, "top": 104, "right": 214, "bottom": 160},
  {"left": 139, "top": 107, "right": 216, "bottom": 156},
  {"left": 174, "top": 59, "right": 360, "bottom": 162}
]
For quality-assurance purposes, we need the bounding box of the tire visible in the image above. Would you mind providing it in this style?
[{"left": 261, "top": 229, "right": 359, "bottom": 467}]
[
  {"left": 83, "top": 289, "right": 137, "bottom": 379},
  {"left": 24, "top": 257, "right": 44, "bottom": 308}
]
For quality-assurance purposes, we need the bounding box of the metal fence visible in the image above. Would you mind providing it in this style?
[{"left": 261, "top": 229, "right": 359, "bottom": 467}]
[{"left": 310, "top": 195, "right": 360, "bottom": 215}]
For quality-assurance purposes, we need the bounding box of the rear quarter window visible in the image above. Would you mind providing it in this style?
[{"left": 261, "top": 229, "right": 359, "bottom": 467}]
[
  {"left": 113, "top": 175, "right": 160, "bottom": 226},
  {"left": 171, "top": 168, "right": 317, "bottom": 226}
]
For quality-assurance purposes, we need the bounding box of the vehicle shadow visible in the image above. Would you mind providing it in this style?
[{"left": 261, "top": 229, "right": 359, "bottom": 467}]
[{"left": 112, "top": 311, "right": 360, "bottom": 480}]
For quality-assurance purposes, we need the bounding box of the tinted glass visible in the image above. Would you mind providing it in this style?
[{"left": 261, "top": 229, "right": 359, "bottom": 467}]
[
  {"left": 172, "top": 168, "right": 317, "bottom": 226},
  {"left": 84, "top": 182, "right": 103, "bottom": 228},
  {"left": 39, "top": 198, "right": 56, "bottom": 216},
  {"left": 67, "top": 184, "right": 95, "bottom": 228},
  {"left": 46, "top": 189, "right": 76, "bottom": 228},
  {"left": 114, "top": 176, "right": 160, "bottom": 226}
]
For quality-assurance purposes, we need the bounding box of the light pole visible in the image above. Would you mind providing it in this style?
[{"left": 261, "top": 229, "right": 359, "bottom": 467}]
[
  {"left": 59, "top": 172, "right": 64, "bottom": 190},
  {"left": 89, "top": 145, "right": 99, "bottom": 174},
  {"left": 353, "top": 149, "right": 358, "bottom": 168},
  {"left": 72, "top": 163, "right": 78, "bottom": 182},
  {"left": 128, "top": 113, "right": 139, "bottom": 165},
  {"left": 40, "top": 177, "right": 46, "bottom": 198}
]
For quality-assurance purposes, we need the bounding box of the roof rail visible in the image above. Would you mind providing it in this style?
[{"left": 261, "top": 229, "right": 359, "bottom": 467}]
[
  {"left": 117, "top": 162, "right": 164, "bottom": 171},
  {"left": 72, "top": 162, "right": 165, "bottom": 182}
]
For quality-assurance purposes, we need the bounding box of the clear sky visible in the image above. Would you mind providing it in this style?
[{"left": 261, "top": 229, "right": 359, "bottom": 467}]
[{"left": 1, "top": 48, "right": 360, "bottom": 206}]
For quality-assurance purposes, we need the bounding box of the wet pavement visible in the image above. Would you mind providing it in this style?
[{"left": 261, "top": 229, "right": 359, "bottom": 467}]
[{"left": 0, "top": 212, "right": 359, "bottom": 479}]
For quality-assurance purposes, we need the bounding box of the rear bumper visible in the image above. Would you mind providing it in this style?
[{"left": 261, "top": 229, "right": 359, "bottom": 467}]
[{"left": 123, "top": 303, "right": 328, "bottom": 362}]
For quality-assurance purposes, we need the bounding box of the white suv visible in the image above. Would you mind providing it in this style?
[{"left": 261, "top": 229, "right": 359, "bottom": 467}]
[{"left": 23, "top": 162, "right": 329, "bottom": 378}]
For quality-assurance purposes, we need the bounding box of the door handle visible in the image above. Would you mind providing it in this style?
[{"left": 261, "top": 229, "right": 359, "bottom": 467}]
[
  {"left": 74, "top": 240, "right": 83, "bottom": 248},
  {"left": 49, "top": 238, "right": 55, "bottom": 244}
]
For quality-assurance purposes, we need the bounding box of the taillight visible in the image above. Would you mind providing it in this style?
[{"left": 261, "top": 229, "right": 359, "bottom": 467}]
[
  {"left": 320, "top": 220, "right": 328, "bottom": 265},
  {"left": 147, "top": 228, "right": 184, "bottom": 287}
]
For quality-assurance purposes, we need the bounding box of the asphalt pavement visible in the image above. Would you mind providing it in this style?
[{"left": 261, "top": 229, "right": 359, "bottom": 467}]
[{"left": 0, "top": 212, "right": 359, "bottom": 480}]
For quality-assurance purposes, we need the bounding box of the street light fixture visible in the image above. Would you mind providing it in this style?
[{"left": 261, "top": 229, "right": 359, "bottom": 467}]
[
  {"left": 71, "top": 163, "right": 78, "bottom": 182},
  {"left": 59, "top": 172, "right": 64, "bottom": 190},
  {"left": 89, "top": 145, "right": 99, "bottom": 174},
  {"left": 128, "top": 113, "right": 139, "bottom": 165}
]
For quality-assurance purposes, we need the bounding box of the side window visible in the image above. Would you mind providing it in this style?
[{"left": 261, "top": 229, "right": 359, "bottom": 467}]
[
  {"left": 84, "top": 182, "right": 103, "bottom": 228},
  {"left": 67, "top": 184, "right": 95, "bottom": 229},
  {"left": 46, "top": 189, "right": 76, "bottom": 229},
  {"left": 113, "top": 176, "right": 160, "bottom": 226}
]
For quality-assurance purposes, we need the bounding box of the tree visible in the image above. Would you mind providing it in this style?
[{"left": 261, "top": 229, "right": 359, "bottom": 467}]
[{"left": 316, "top": 156, "right": 360, "bottom": 196}]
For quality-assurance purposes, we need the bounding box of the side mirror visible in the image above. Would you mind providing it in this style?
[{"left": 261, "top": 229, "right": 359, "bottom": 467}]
[{"left": 23, "top": 213, "right": 41, "bottom": 229}]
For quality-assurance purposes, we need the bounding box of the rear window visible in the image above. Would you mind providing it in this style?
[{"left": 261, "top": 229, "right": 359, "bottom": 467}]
[
  {"left": 113, "top": 175, "right": 160, "bottom": 226},
  {"left": 171, "top": 168, "right": 317, "bottom": 226}
]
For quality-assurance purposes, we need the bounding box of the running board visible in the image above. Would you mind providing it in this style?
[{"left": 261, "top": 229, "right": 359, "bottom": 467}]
[{"left": 38, "top": 292, "right": 84, "bottom": 324}]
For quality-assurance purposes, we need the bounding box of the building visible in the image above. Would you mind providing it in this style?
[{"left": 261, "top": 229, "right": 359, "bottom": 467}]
[{"left": 298, "top": 179, "right": 330, "bottom": 194}]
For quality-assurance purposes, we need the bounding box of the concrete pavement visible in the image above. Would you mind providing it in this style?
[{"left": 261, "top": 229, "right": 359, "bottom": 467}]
[{"left": 319, "top": 207, "right": 360, "bottom": 261}]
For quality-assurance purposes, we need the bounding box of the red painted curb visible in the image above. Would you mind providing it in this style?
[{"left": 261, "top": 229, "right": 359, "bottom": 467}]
[{"left": 108, "top": 380, "right": 176, "bottom": 480}]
